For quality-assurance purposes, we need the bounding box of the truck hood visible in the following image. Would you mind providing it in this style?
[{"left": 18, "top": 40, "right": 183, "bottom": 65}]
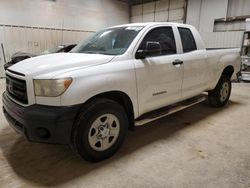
[{"left": 8, "top": 53, "right": 115, "bottom": 76}]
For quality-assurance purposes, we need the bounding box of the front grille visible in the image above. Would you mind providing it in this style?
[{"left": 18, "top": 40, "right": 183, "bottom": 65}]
[{"left": 6, "top": 75, "right": 28, "bottom": 104}]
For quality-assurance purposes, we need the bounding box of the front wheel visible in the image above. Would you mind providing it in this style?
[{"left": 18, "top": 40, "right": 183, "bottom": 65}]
[
  {"left": 71, "top": 98, "right": 128, "bottom": 162},
  {"left": 208, "top": 75, "right": 231, "bottom": 107}
]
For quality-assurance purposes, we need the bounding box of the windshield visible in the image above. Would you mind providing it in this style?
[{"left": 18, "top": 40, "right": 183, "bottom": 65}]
[{"left": 71, "top": 26, "right": 143, "bottom": 55}]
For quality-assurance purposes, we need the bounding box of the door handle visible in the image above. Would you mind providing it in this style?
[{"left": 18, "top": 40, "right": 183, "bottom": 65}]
[{"left": 172, "top": 59, "right": 183, "bottom": 66}]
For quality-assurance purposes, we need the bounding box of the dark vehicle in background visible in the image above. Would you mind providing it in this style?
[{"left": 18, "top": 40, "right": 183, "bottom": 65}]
[{"left": 4, "top": 44, "right": 76, "bottom": 70}]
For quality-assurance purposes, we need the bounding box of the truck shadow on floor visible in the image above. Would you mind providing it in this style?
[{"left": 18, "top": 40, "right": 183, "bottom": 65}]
[{"left": 0, "top": 100, "right": 241, "bottom": 186}]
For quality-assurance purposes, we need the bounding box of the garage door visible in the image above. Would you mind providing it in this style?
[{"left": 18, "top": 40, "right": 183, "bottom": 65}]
[{"left": 131, "top": 0, "right": 186, "bottom": 23}]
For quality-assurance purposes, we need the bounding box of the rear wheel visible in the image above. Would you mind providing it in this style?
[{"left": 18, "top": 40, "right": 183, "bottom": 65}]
[
  {"left": 208, "top": 75, "right": 231, "bottom": 107},
  {"left": 71, "top": 98, "right": 128, "bottom": 162}
]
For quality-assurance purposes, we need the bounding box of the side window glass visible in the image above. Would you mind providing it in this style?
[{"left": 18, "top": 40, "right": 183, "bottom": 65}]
[
  {"left": 178, "top": 27, "right": 197, "bottom": 53},
  {"left": 138, "top": 27, "right": 176, "bottom": 56}
]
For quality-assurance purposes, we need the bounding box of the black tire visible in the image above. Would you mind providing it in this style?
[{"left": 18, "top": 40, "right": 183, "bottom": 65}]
[
  {"left": 208, "top": 75, "right": 231, "bottom": 107},
  {"left": 71, "top": 98, "right": 128, "bottom": 162}
]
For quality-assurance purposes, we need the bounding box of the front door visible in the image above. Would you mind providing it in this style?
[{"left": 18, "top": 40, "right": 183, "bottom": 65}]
[{"left": 134, "top": 26, "right": 183, "bottom": 116}]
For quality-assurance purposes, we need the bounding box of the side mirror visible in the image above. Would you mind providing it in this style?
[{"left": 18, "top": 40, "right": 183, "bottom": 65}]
[
  {"left": 146, "top": 41, "right": 161, "bottom": 56},
  {"left": 135, "top": 41, "right": 161, "bottom": 59},
  {"left": 135, "top": 50, "right": 146, "bottom": 59}
]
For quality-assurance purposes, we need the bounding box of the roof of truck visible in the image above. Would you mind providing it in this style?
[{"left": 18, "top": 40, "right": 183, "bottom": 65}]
[{"left": 109, "top": 22, "right": 193, "bottom": 28}]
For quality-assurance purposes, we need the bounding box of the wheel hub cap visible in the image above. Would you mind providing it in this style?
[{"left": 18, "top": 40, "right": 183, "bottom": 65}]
[
  {"left": 88, "top": 113, "right": 120, "bottom": 151},
  {"left": 220, "top": 82, "right": 229, "bottom": 102},
  {"left": 98, "top": 125, "right": 110, "bottom": 138}
]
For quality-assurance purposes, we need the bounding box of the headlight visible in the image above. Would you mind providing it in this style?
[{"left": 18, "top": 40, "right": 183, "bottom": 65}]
[{"left": 34, "top": 78, "right": 72, "bottom": 97}]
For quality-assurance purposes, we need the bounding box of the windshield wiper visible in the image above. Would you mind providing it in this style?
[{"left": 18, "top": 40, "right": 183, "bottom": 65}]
[
  {"left": 82, "top": 51, "right": 98, "bottom": 54},
  {"left": 81, "top": 51, "right": 115, "bottom": 55}
]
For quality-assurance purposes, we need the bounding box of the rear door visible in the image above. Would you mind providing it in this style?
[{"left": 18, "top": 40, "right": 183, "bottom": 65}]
[
  {"left": 134, "top": 26, "right": 184, "bottom": 115},
  {"left": 177, "top": 27, "right": 210, "bottom": 100}
]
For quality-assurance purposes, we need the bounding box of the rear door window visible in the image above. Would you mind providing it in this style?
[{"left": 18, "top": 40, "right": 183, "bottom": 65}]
[{"left": 178, "top": 27, "right": 197, "bottom": 53}]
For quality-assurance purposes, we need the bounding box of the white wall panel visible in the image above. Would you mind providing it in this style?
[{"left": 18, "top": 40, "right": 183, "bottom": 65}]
[
  {"left": 228, "top": 0, "right": 250, "bottom": 17},
  {"left": 0, "top": 26, "right": 94, "bottom": 64},
  {"left": 0, "top": 0, "right": 129, "bottom": 77},
  {"left": 62, "top": 31, "right": 91, "bottom": 45},
  {"left": 38, "top": 29, "right": 46, "bottom": 51},
  {"left": 186, "top": 0, "right": 228, "bottom": 32},
  {"left": 186, "top": 0, "right": 244, "bottom": 48},
  {"left": 185, "top": 0, "right": 201, "bottom": 29},
  {"left": 201, "top": 31, "right": 243, "bottom": 48},
  {"left": 0, "top": 0, "right": 128, "bottom": 31},
  {"left": 199, "top": 0, "right": 228, "bottom": 32},
  {"left": 26, "top": 28, "right": 33, "bottom": 53}
]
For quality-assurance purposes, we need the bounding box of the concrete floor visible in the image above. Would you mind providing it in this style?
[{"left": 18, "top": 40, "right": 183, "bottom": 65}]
[{"left": 0, "top": 79, "right": 249, "bottom": 188}]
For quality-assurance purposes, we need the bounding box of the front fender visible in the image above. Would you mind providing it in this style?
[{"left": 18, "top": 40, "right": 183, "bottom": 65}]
[{"left": 60, "top": 60, "right": 139, "bottom": 117}]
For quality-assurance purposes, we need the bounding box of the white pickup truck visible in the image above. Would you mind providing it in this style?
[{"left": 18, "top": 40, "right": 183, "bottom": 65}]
[{"left": 2, "top": 22, "right": 240, "bottom": 162}]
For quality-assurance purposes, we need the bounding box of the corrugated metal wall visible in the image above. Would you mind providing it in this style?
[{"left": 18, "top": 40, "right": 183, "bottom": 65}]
[
  {"left": 186, "top": 0, "right": 246, "bottom": 48},
  {"left": 131, "top": 0, "right": 246, "bottom": 48},
  {"left": 227, "top": 0, "right": 250, "bottom": 17},
  {"left": 200, "top": 31, "right": 244, "bottom": 48},
  {"left": 214, "top": 0, "right": 250, "bottom": 32},
  {"left": 0, "top": 0, "right": 129, "bottom": 77},
  {"left": 131, "top": 0, "right": 186, "bottom": 23}
]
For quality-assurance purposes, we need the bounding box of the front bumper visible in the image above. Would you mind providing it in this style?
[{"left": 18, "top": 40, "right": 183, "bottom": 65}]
[{"left": 2, "top": 92, "right": 81, "bottom": 144}]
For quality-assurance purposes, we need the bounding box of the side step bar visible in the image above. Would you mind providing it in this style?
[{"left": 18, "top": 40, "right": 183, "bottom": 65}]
[{"left": 135, "top": 94, "right": 207, "bottom": 126}]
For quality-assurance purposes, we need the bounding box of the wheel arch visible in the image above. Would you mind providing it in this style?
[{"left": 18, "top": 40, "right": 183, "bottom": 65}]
[
  {"left": 208, "top": 65, "right": 234, "bottom": 92},
  {"left": 222, "top": 65, "right": 234, "bottom": 78},
  {"left": 84, "top": 90, "right": 135, "bottom": 130}
]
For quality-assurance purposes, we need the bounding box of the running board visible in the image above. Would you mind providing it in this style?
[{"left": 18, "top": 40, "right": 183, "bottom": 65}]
[{"left": 135, "top": 94, "right": 207, "bottom": 126}]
